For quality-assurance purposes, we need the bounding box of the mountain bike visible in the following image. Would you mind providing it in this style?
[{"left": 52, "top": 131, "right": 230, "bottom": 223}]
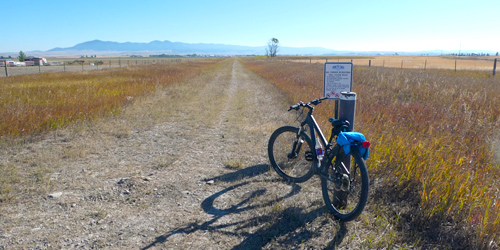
[{"left": 268, "top": 93, "right": 370, "bottom": 221}]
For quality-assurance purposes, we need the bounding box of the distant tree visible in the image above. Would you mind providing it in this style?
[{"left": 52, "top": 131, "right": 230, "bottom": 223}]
[
  {"left": 497, "top": 52, "right": 499, "bottom": 56},
  {"left": 18, "top": 51, "right": 26, "bottom": 62},
  {"left": 266, "top": 38, "right": 279, "bottom": 57}
]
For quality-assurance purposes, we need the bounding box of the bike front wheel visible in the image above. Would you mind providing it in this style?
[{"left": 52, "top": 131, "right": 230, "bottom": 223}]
[
  {"left": 321, "top": 148, "right": 369, "bottom": 221},
  {"left": 268, "top": 126, "right": 315, "bottom": 183}
]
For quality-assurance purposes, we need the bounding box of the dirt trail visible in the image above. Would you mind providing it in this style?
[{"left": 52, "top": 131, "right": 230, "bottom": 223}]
[{"left": 0, "top": 58, "right": 332, "bottom": 249}]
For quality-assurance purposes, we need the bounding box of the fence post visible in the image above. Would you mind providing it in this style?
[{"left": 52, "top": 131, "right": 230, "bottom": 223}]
[
  {"left": 401, "top": 60, "right": 404, "bottom": 69},
  {"left": 64, "top": 62, "right": 66, "bottom": 72},
  {"left": 4, "top": 61, "right": 7, "bottom": 77},
  {"left": 424, "top": 59, "right": 427, "bottom": 70},
  {"left": 493, "top": 58, "right": 497, "bottom": 76},
  {"left": 455, "top": 60, "right": 457, "bottom": 72},
  {"left": 369, "top": 60, "right": 371, "bottom": 67},
  {"left": 39, "top": 63, "right": 41, "bottom": 73}
]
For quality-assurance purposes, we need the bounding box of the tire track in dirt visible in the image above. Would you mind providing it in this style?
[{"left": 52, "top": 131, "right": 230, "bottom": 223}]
[{"left": 120, "top": 59, "right": 314, "bottom": 249}]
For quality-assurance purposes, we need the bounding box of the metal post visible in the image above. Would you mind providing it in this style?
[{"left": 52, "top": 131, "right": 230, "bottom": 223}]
[
  {"left": 455, "top": 60, "right": 457, "bottom": 72},
  {"left": 335, "top": 92, "right": 356, "bottom": 205},
  {"left": 338, "top": 92, "right": 356, "bottom": 132},
  {"left": 4, "top": 61, "right": 8, "bottom": 77},
  {"left": 493, "top": 58, "right": 497, "bottom": 77},
  {"left": 369, "top": 60, "right": 371, "bottom": 67},
  {"left": 334, "top": 100, "right": 339, "bottom": 119}
]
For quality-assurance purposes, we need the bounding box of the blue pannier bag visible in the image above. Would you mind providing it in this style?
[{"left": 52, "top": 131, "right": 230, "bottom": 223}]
[{"left": 336, "top": 132, "right": 369, "bottom": 160}]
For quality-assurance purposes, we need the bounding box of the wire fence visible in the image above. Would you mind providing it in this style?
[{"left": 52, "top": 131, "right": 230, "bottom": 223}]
[
  {"left": 3, "top": 56, "right": 499, "bottom": 77},
  {"left": 283, "top": 56, "right": 499, "bottom": 76},
  {"left": 1, "top": 58, "right": 189, "bottom": 77}
]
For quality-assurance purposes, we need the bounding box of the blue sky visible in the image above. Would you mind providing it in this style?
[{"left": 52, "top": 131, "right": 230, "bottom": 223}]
[{"left": 2, "top": 0, "right": 499, "bottom": 53}]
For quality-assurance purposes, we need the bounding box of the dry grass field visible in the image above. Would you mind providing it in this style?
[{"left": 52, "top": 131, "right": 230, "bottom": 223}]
[
  {"left": 1, "top": 56, "right": 499, "bottom": 248},
  {"left": 0, "top": 60, "right": 219, "bottom": 137},
  {"left": 243, "top": 57, "right": 500, "bottom": 247},
  {"left": 281, "top": 55, "right": 500, "bottom": 72}
]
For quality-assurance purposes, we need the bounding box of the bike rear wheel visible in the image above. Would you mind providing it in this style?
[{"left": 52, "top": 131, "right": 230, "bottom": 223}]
[
  {"left": 268, "top": 126, "right": 315, "bottom": 183},
  {"left": 321, "top": 148, "right": 369, "bottom": 221}
]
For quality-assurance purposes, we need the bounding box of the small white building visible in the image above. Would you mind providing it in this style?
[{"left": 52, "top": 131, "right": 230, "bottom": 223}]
[
  {"left": 0, "top": 59, "right": 15, "bottom": 67},
  {"left": 24, "top": 56, "right": 48, "bottom": 66}
]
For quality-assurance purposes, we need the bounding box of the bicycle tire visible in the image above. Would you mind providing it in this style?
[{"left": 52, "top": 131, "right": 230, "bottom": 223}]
[
  {"left": 321, "top": 148, "right": 369, "bottom": 221},
  {"left": 268, "top": 126, "right": 315, "bottom": 183}
]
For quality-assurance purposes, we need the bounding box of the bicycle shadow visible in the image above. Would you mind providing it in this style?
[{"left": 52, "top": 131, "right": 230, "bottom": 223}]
[
  {"left": 232, "top": 207, "right": 348, "bottom": 250},
  {"left": 206, "top": 163, "right": 271, "bottom": 183},
  {"left": 142, "top": 164, "right": 348, "bottom": 249}
]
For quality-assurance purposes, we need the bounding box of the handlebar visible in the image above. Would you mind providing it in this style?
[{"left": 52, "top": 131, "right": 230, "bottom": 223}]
[{"left": 288, "top": 96, "right": 328, "bottom": 111}]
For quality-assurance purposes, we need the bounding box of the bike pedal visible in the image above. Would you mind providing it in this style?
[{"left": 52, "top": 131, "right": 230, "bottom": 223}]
[{"left": 304, "top": 151, "right": 314, "bottom": 161}]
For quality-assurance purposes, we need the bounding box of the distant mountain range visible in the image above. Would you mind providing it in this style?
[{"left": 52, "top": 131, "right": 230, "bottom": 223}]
[
  {"left": 46, "top": 39, "right": 339, "bottom": 56},
  {"left": 1, "top": 39, "right": 498, "bottom": 57}
]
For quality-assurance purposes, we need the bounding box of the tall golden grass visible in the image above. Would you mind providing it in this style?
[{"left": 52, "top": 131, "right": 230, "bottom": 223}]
[
  {"left": 243, "top": 59, "right": 500, "bottom": 244},
  {"left": 0, "top": 60, "right": 221, "bottom": 137}
]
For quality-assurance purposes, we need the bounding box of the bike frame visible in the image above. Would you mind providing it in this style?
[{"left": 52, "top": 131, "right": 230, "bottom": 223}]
[
  {"left": 301, "top": 110, "right": 328, "bottom": 150},
  {"left": 298, "top": 107, "right": 351, "bottom": 178}
]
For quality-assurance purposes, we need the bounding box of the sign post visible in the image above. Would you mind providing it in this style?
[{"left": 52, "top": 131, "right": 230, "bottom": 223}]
[
  {"left": 323, "top": 62, "right": 353, "bottom": 100},
  {"left": 323, "top": 62, "right": 353, "bottom": 121},
  {"left": 324, "top": 62, "right": 356, "bottom": 205}
]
